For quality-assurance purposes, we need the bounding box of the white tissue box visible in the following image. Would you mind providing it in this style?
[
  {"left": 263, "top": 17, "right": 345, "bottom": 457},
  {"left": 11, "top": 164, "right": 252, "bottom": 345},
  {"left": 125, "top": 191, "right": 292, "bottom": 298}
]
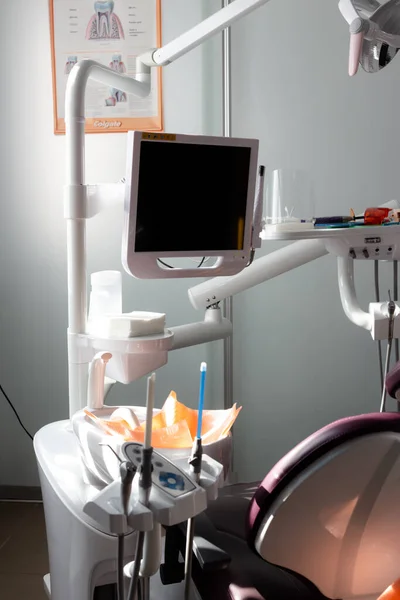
[{"left": 88, "top": 311, "right": 166, "bottom": 338}]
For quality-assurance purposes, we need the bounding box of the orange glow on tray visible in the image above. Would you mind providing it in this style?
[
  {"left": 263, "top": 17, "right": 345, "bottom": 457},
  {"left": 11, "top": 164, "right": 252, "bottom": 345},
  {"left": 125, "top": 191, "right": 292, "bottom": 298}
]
[{"left": 84, "top": 390, "right": 241, "bottom": 448}]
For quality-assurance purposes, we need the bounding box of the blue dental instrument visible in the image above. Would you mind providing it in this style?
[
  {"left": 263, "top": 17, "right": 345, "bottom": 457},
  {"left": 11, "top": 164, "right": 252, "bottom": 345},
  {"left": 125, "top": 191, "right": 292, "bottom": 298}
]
[{"left": 197, "top": 361, "right": 207, "bottom": 439}]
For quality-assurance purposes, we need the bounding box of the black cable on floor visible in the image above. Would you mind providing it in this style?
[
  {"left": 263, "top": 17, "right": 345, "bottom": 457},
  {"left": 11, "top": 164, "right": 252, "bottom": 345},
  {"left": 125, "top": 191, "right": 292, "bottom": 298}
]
[{"left": 0, "top": 383, "right": 33, "bottom": 441}]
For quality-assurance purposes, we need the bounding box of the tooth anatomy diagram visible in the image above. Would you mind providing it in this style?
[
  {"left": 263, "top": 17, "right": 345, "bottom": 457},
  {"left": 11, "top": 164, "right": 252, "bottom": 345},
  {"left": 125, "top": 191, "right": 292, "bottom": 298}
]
[
  {"left": 65, "top": 56, "right": 78, "bottom": 75},
  {"left": 105, "top": 54, "right": 127, "bottom": 105},
  {"left": 86, "top": 1, "right": 125, "bottom": 40}
]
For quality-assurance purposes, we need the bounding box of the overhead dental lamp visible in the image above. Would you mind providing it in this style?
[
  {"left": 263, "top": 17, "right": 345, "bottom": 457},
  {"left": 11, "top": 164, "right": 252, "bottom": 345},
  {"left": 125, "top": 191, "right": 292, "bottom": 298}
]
[{"left": 339, "top": 0, "right": 400, "bottom": 75}]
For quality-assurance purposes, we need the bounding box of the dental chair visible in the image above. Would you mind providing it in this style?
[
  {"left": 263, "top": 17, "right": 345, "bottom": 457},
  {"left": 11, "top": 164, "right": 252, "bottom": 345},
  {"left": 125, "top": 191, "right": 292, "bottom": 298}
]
[{"left": 166, "top": 412, "right": 400, "bottom": 600}]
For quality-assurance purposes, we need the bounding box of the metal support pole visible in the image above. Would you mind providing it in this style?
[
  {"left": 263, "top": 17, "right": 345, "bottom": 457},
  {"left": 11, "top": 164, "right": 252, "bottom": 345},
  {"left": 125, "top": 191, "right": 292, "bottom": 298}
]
[{"left": 222, "top": 0, "right": 236, "bottom": 482}]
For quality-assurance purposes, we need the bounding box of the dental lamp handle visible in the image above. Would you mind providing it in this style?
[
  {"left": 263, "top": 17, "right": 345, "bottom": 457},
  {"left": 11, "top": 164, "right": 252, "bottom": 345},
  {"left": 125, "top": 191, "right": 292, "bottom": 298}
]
[{"left": 339, "top": 0, "right": 400, "bottom": 76}]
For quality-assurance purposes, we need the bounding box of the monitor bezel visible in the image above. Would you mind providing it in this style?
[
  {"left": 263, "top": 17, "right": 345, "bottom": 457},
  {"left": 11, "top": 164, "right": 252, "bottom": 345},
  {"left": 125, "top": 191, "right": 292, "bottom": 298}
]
[{"left": 122, "top": 130, "right": 259, "bottom": 279}]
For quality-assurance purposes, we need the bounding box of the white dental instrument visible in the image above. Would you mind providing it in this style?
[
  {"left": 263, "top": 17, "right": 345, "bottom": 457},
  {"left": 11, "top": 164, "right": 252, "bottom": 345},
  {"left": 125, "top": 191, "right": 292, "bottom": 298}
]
[
  {"left": 126, "top": 372, "right": 156, "bottom": 600},
  {"left": 251, "top": 165, "right": 266, "bottom": 253},
  {"left": 184, "top": 361, "right": 207, "bottom": 600},
  {"left": 380, "top": 292, "right": 397, "bottom": 413},
  {"left": 118, "top": 460, "right": 136, "bottom": 600}
]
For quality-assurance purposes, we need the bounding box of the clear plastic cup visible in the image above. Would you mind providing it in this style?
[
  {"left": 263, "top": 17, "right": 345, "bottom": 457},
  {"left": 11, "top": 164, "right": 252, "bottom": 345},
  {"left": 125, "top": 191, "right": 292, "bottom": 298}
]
[
  {"left": 88, "top": 270, "right": 122, "bottom": 322},
  {"left": 264, "top": 169, "right": 316, "bottom": 230}
]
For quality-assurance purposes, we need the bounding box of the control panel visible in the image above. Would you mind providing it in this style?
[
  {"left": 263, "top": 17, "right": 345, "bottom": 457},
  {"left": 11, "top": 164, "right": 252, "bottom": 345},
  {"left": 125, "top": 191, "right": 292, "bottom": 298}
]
[
  {"left": 349, "top": 245, "right": 394, "bottom": 260},
  {"left": 122, "top": 442, "right": 196, "bottom": 499}
]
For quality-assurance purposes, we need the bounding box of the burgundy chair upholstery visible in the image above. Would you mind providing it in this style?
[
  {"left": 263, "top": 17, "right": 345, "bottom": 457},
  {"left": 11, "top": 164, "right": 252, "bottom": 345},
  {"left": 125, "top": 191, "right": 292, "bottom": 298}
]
[
  {"left": 247, "top": 412, "right": 400, "bottom": 551},
  {"left": 193, "top": 412, "right": 400, "bottom": 600},
  {"left": 386, "top": 361, "right": 400, "bottom": 398}
]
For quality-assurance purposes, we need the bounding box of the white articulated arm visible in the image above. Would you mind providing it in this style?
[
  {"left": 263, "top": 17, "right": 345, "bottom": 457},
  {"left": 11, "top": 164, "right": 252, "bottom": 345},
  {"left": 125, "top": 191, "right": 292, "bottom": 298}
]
[
  {"left": 66, "top": 60, "right": 150, "bottom": 417},
  {"left": 188, "top": 239, "right": 328, "bottom": 311},
  {"left": 170, "top": 307, "right": 232, "bottom": 351},
  {"left": 140, "top": 0, "right": 272, "bottom": 67},
  {"left": 337, "top": 256, "right": 372, "bottom": 331},
  {"left": 65, "top": 59, "right": 150, "bottom": 335}
]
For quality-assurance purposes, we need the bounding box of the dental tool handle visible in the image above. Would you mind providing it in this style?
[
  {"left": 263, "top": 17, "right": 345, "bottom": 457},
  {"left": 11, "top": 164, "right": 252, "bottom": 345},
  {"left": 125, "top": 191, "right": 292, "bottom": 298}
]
[
  {"left": 184, "top": 468, "right": 201, "bottom": 600},
  {"left": 349, "top": 31, "right": 363, "bottom": 76},
  {"left": 144, "top": 373, "right": 155, "bottom": 449},
  {"left": 189, "top": 437, "right": 203, "bottom": 478},
  {"left": 127, "top": 531, "right": 145, "bottom": 600},
  {"left": 140, "top": 372, "right": 155, "bottom": 506},
  {"left": 197, "top": 363, "right": 207, "bottom": 439},
  {"left": 140, "top": 521, "right": 162, "bottom": 578},
  {"left": 117, "top": 461, "right": 135, "bottom": 600},
  {"left": 252, "top": 165, "right": 265, "bottom": 246},
  {"left": 139, "top": 447, "right": 153, "bottom": 507},
  {"left": 184, "top": 433, "right": 204, "bottom": 598},
  {"left": 184, "top": 467, "right": 201, "bottom": 600},
  {"left": 120, "top": 461, "right": 136, "bottom": 515},
  {"left": 117, "top": 535, "right": 125, "bottom": 600},
  {"left": 380, "top": 295, "right": 396, "bottom": 413},
  {"left": 130, "top": 373, "right": 156, "bottom": 599},
  {"left": 184, "top": 517, "right": 196, "bottom": 600}
]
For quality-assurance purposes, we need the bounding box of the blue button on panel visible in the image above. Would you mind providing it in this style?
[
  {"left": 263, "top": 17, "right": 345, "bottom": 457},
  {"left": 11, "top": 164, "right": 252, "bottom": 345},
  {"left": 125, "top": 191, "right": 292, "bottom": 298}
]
[{"left": 159, "top": 471, "right": 185, "bottom": 491}]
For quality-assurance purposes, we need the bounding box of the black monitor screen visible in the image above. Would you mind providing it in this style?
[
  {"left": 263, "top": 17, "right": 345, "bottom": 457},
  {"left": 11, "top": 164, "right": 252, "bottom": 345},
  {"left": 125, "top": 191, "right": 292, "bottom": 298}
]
[{"left": 134, "top": 140, "right": 252, "bottom": 253}]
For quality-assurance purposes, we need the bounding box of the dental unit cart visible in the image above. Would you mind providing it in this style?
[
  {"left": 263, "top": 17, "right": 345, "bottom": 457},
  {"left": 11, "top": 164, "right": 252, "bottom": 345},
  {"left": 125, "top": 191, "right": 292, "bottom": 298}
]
[{"left": 32, "top": 1, "right": 400, "bottom": 599}]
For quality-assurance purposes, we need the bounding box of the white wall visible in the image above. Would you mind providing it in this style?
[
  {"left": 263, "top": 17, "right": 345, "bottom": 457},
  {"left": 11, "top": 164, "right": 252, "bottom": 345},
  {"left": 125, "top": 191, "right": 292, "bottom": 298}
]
[
  {"left": 0, "top": 0, "right": 222, "bottom": 487},
  {"left": 229, "top": 0, "right": 400, "bottom": 480},
  {"left": 2, "top": 0, "right": 400, "bottom": 489}
]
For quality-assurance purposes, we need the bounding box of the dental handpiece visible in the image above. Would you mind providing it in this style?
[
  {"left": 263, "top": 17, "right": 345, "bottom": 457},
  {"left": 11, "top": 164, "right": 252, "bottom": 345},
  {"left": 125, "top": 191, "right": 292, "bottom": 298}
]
[
  {"left": 184, "top": 362, "right": 207, "bottom": 600},
  {"left": 388, "top": 291, "right": 396, "bottom": 342},
  {"left": 380, "top": 292, "right": 397, "bottom": 413},
  {"left": 127, "top": 373, "right": 156, "bottom": 600},
  {"left": 117, "top": 461, "right": 136, "bottom": 600},
  {"left": 120, "top": 461, "right": 136, "bottom": 515}
]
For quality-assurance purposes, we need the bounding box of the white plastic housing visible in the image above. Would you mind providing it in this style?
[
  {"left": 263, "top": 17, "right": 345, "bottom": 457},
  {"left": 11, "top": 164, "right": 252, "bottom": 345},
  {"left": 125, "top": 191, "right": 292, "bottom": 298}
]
[
  {"left": 122, "top": 130, "right": 259, "bottom": 279},
  {"left": 83, "top": 479, "right": 154, "bottom": 535},
  {"left": 34, "top": 420, "right": 138, "bottom": 600},
  {"left": 82, "top": 442, "right": 224, "bottom": 534},
  {"left": 68, "top": 330, "right": 173, "bottom": 391},
  {"left": 260, "top": 223, "right": 400, "bottom": 261},
  {"left": 369, "top": 302, "right": 400, "bottom": 341},
  {"left": 71, "top": 405, "right": 232, "bottom": 487}
]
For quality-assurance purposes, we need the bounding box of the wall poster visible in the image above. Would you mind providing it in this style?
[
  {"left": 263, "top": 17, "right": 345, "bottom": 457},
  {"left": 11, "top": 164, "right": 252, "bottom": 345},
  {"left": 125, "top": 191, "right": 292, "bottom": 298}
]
[{"left": 49, "top": 0, "right": 163, "bottom": 134}]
